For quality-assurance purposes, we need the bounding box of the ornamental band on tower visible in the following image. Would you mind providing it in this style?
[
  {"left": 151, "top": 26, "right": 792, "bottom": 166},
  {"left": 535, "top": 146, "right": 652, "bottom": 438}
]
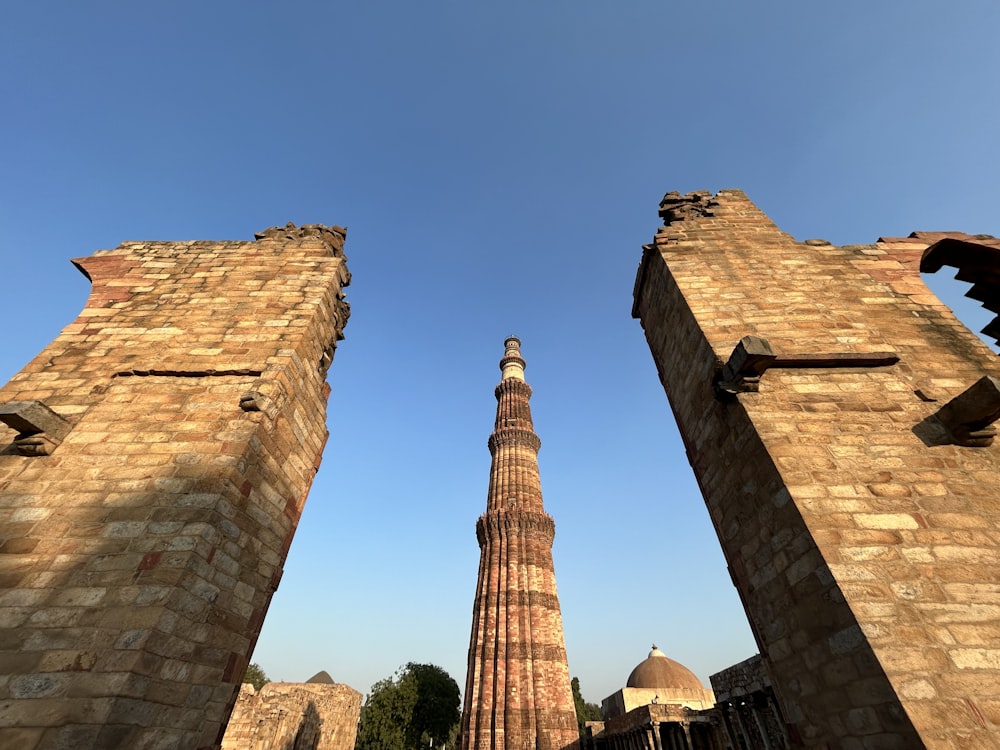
[{"left": 460, "top": 337, "right": 579, "bottom": 750}]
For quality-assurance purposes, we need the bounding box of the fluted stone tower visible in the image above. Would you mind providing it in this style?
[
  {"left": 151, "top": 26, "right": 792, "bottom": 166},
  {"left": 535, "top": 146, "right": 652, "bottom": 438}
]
[{"left": 460, "top": 337, "right": 579, "bottom": 750}]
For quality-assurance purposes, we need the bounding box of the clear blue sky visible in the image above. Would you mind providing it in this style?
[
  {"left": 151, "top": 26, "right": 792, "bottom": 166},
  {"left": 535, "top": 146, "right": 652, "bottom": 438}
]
[{"left": 2, "top": 1, "right": 999, "bottom": 705}]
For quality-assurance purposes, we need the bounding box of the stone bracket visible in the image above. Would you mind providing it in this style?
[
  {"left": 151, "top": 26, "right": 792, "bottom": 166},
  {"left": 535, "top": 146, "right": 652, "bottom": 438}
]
[
  {"left": 931, "top": 376, "right": 1000, "bottom": 447},
  {"left": 0, "top": 400, "right": 72, "bottom": 456},
  {"left": 715, "top": 336, "right": 900, "bottom": 399},
  {"left": 715, "top": 337, "right": 777, "bottom": 396},
  {"left": 239, "top": 377, "right": 288, "bottom": 420}
]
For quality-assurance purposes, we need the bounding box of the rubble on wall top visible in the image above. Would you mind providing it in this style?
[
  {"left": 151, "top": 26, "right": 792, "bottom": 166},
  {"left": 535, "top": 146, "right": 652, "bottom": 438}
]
[
  {"left": 254, "top": 222, "right": 348, "bottom": 255},
  {"left": 657, "top": 189, "right": 748, "bottom": 226},
  {"left": 658, "top": 191, "right": 714, "bottom": 225}
]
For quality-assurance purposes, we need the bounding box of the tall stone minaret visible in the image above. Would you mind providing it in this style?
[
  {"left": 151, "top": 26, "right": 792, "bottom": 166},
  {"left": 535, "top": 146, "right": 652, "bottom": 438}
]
[{"left": 460, "top": 336, "right": 579, "bottom": 750}]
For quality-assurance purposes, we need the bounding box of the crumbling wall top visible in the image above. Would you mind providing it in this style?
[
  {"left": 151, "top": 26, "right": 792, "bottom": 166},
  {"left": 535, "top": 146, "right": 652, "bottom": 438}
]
[
  {"left": 254, "top": 222, "right": 347, "bottom": 256},
  {"left": 658, "top": 190, "right": 716, "bottom": 224}
]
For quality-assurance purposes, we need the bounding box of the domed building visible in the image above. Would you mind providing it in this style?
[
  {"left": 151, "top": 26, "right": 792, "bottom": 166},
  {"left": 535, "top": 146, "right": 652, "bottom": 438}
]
[
  {"left": 583, "top": 646, "right": 724, "bottom": 750},
  {"left": 603, "top": 645, "right": 716, "bottom": 719},
  {"left": 583, "top": 647, "right": 793, "bottom": 750}
]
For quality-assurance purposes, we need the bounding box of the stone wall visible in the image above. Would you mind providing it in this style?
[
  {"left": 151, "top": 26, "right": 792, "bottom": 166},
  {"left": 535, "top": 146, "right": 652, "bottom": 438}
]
[
  {"left": 602, "top": 686, "right": 715, "bottom": 719},
  {"left": 709, "top": 654, "right": 770, "bottom": 705},
  {"left": 711, "top": 655, "right": 790, "bottom": 749},
  {"left": 633, "top": 190, "right": 1000, "bottom": 748},
  {"left": 221, "top": 680, "right": 361, "bottom": 750},
  {"left": 0, "top": 224, "right": 350, "bottom": 749}
]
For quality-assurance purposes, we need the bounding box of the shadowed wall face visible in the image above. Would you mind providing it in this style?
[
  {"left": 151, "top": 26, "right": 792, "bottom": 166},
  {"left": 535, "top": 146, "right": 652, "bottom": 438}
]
[
  {"left": 633, "top": 190, "right": 1000, "bottom": 748},
  {"left": 0, "top": 224, "right": 350, "bottom": 749}
]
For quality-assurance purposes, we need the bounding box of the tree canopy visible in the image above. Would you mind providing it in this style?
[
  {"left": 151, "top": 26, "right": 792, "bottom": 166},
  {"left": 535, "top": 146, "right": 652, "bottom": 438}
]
[
  {"left": 243, "top": 662, "right": 269, "bottom": 690},
  {"left": 355, "top": 662, "right": 461, "bottom": 750},
  {"left": 571, "top": 676, "right": 603, "bottom": 736}
]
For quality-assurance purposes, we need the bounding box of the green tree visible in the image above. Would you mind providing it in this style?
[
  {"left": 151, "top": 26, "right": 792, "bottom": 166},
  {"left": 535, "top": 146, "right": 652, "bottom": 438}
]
[
  {"left": 243, "top": 662, "right": 269, "bottom": 690},
  {"left": 571, "top": 676, "right": 603, "bottom": 736},
  {"left": 356, "top": 673, "right": 416, "bottom": 750},
  {"left": 406, "top": 663, "right": 461, "bottom": 746},
  {"left": 355, "top": 663, "right": 461, "bottom": 750}
]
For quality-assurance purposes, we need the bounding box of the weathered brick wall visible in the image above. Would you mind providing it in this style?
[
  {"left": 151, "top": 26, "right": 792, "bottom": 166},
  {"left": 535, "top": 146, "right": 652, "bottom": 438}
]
[
  {"left": 221, "top": 681, "right": 361, "bottom": 750},
  {"left": 633, "top": 190, "right": 1000, "bottom": 748},
  {"left": 0, "top": 224, "right": 350, "bottom": 749},
  {"left": 710, "top": 654, "right": 771, "bottom": 705}
]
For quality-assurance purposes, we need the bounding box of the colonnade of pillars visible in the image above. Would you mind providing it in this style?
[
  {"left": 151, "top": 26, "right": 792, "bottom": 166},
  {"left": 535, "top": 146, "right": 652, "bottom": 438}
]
[
  {"left": 718, "top": 693, "right": 789, "bottom": 750},
  {"left": 601, "top": 720, "right": 725, "bottom": 750}
]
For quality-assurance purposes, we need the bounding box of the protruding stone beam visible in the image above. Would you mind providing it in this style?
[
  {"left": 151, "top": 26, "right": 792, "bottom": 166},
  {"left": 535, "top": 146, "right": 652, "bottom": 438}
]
[
  {"left": 715, "top": 336, "right": 776, "bottom": 396},
  {"left": 920, "top": 237, "right": 1000, "bottom": 275},
  {"left": 714, "top": 336, "right": 900, "bottom": 399},
  {"left": 0, "top": 400, "right": 72, "bottom": 456},
  {"left": 239, "top": 377, "right": 288, "bottom": 421},
  {"left": 772, "top": 352, "right": 900, "bottom": 369},
  {"left": 921, "top": 237, "right": 1000, "bottom": 345},
  {"left": 931, "top": 375, "right": 1000, "bottom": 447}
]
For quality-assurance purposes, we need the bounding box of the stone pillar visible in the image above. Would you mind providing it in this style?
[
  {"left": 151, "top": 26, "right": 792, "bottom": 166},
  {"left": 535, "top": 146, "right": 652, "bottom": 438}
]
[
  {"left": 679, "top": 723, "right": 692, "bottom": 750},
  {"left": 707, "top": 722, "right": 726, "bottom": 750},
  {"left": 732, "top": 706, "right": 752, "bottom": 749},
  {"left": 764, "top": 693, "right": 791, "bottom": 749},
  {"left": 749, "top": 701, "right": 774, "bottom": 750},
  {"left": 651, "top": 721, "right": 663, "bottom": 750},
  {"left": 0, "top": 225, "right": 351, "bottom": 749},
  {"left": 460, "top": 338, "right": 579, "bottom": 750},
  {"left": 718, "top": 707, "right": 734, "bottom": 750},
  {"left": 633, "top": 189, "right": 1000, "bottom": 746}
]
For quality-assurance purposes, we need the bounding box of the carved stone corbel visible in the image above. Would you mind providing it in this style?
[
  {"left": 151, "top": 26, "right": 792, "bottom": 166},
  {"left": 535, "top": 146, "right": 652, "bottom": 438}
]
[
  {"left": 715, "top": 336, "right": 777, "bottom": 397},
  {"left": 931, "top": 376, "right": 1000, "bottom": 447},
  {"left": 0, "top": 400, "right": 72, "bottom": 456},
  {"left": 239, "top": 377, "right": 288, "bottom": 420}
]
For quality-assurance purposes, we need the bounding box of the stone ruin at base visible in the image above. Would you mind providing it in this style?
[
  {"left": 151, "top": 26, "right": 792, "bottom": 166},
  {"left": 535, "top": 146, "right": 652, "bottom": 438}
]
[{"left": 221, "top": 671, "right": 361, "bottom": 750}]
